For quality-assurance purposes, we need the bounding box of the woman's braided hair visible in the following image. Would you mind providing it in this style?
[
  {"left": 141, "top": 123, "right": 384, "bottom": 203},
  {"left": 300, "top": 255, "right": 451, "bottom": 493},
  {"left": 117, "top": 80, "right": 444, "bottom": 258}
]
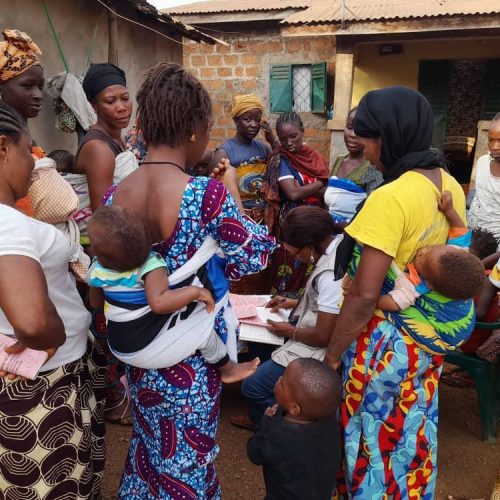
[
  {"left": 276, "top": 111, "right": 304, "bottom": 132},
  {"left": 0, "top": 101, "right": 26, "bottom": 142},
  {"left": 136, "top": 63, "right": 212, "bottom": 147}
]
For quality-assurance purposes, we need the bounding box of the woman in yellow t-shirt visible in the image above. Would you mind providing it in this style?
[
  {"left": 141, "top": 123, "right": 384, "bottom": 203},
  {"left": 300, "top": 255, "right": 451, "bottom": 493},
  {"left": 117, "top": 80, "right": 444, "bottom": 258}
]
[{"left": 325, "top": 87, "right": 475, "bottom": 499}]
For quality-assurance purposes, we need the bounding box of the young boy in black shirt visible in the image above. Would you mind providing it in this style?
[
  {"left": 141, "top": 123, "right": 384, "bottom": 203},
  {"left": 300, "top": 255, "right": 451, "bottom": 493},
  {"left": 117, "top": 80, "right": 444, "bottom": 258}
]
[{"left": 247, "top": 358, "right": 341, "bottom": 500}]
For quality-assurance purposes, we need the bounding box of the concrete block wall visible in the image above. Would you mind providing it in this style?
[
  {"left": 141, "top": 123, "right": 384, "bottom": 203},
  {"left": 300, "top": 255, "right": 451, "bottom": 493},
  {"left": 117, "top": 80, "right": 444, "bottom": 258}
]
[{"left": 184, "top": 34, "right": 335, "bottom": 162}]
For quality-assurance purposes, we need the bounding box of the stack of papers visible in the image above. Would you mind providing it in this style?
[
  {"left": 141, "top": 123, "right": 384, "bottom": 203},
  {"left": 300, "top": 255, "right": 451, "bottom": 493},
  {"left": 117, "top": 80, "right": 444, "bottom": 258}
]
[{"left": 230, "top": 294, "right": 291, "bottom": 346}]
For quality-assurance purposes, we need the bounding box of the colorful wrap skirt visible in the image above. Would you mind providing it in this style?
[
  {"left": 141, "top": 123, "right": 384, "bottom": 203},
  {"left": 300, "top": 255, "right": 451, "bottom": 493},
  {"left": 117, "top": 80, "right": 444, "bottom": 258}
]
[
  {"left": 0, "top": 338, "right": 107, "bottom": 499},
  {"left": 338, "top": 245, "right": 475, "bottom": 499}
]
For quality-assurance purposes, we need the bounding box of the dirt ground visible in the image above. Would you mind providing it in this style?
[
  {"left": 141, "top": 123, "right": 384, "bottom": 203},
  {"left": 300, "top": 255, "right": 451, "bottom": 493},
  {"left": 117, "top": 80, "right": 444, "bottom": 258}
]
[{"left": 102, "top": 376, "right": 499, "bottom": 499}]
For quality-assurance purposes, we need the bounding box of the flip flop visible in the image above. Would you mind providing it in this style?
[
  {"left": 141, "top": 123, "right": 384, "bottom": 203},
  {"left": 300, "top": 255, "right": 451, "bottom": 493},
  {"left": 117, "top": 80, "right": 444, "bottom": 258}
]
[
  {"left": 105, "top": 376, "right": 133, "bottom": 426},
  {"left": 105, "top": 393, "right": 133, "bottom": 426},
  {"left": 230, "top": 415, "right": 256, "bottom": 431}
]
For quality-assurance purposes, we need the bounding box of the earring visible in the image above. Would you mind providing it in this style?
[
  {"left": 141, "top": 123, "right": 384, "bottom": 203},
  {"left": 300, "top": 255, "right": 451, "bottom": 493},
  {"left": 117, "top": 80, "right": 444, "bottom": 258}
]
[
  {"left": 309, "top": 252, "right": 315, "bottom": 264},
  {"left": 3, "top": 157, "right": 7, "bottom": 164},
  {"left": 190, "top": 134, "right": 196, "bottom": 142}
]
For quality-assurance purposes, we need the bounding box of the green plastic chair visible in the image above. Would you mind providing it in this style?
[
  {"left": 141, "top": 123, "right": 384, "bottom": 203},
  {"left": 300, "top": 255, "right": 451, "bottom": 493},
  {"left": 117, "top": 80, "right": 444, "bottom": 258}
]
[{"left": 444, "top": 321, "right": 500, "bottom": 443}]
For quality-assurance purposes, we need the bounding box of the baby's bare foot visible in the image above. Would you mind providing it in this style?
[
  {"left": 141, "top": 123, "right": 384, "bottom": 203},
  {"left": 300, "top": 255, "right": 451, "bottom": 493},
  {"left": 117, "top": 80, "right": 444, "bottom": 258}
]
[{"left": 220, "top": 357, "right": 260, "bottom": 384}]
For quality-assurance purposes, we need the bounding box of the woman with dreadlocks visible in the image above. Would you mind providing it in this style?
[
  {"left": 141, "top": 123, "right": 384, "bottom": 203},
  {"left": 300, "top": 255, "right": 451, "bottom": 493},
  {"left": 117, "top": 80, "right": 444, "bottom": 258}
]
[
  {"left": 263, "top": 112, "right": 330, "bottom": 296},
  {"left": 104, "top": 63, "right": 275, "bottom": 498}
]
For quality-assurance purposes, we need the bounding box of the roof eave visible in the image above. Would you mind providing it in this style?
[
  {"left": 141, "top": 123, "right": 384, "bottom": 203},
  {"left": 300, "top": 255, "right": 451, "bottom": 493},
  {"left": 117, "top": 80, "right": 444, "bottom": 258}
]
[
  {"left": 111, "top": 0, "right": 218, "bottom": 44},
  {"left": 281, "top": 13, "right": 500, "bottom": 36}
]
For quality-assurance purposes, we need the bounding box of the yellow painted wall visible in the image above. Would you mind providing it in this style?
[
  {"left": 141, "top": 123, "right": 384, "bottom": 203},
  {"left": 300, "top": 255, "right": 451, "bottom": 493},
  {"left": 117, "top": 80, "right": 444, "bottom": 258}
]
[{"left": 352, "top": 36, "right": 500, "bottom": 106}]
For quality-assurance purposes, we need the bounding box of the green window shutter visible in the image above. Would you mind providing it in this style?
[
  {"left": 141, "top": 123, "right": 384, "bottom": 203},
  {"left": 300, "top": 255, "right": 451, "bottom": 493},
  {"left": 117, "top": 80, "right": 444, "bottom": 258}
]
[
  {"left": 311, "top": 62, "right": 327, "bottom": 113},
  {"left": 270, "top": 64, "right": 292, "bottom": 113},
  {"left": 481, "top": 60, "right": 500, "bottom": 120},
  {"left": 418, "top": 60, "right": 451, "bottom": 148}
]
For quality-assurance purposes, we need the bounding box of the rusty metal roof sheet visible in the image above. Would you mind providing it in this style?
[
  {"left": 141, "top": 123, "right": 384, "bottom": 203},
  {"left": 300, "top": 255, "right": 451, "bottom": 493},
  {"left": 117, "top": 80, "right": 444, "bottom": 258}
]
[
  {"left": 282, "top": 0, "right": 500, "bottom": 25},
  {"left": 163, "top": 0, "right": 310, "bottom": 15},
  {"left": 119, "top": 0, "right": 219, "bottom": 43}
]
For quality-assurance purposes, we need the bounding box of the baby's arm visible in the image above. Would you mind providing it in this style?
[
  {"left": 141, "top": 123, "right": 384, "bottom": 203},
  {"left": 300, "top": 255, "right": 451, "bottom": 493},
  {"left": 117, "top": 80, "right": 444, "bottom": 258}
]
[
  {"left": 377, "top": 272, "right": 420, "bottom": 312},
  {"left": 144, "top": 268, "right": 215, "bottom": 314},
  {"left": 377, "top": 294, "right": 402, "bottom": 312},
  {"left": 438, "top": 190, "right": 466, "bottom": 229}
]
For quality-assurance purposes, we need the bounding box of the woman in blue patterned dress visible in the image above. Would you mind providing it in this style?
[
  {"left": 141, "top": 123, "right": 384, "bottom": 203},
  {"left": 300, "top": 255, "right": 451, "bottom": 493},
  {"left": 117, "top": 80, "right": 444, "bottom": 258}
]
[{"left": 104, "top": 63, "right": 275, "bottom": 498}]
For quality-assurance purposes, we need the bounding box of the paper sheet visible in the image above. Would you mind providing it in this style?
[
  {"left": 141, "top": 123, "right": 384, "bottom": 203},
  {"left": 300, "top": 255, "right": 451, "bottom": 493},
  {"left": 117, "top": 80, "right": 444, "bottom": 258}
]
[
  {"left": 229, "top": 295, "right": 289, "bottom": 345},
  {"left": 256, "top": 307, "right": 290, "bottom": 324},
  {"left": 230, "top": 293, "right": 270, "bottom": 319},
  {"left": 238, "top": 323, "right": 285, "bottom": 346},
  {"left": 0, "top": 333, "right": 48, "bottom": 379}
]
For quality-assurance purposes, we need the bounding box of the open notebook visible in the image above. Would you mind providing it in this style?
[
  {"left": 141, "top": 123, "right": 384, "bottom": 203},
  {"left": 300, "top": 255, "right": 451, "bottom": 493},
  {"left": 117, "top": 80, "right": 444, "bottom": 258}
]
[
  {"left": 230, "top": 294, "right": 291, "bottom": 346},
  {"left": 0, "top": 333, "right": 48, "bottom": 380}
]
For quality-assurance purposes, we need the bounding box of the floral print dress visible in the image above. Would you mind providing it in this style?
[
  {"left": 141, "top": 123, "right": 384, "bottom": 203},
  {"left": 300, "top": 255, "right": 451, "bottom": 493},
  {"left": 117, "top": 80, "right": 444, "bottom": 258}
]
[{"left": 105, "top": 177, "right": 276, "bottom": 499}]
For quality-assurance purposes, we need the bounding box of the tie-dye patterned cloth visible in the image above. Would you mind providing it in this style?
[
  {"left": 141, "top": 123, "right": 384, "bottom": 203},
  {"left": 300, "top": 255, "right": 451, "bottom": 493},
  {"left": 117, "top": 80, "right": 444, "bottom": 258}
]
[{"left": 337, "top": 245, "right": 474, "bottom": 499}]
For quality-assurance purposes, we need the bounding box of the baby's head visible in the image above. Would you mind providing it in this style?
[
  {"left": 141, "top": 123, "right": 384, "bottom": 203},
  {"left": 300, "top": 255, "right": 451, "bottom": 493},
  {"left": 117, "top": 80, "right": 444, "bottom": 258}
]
[
  {"left": 274, "top": 358, "right": 341, "bottom": 422},
  {"left": 470, "top": 229, "right": 498, "bottom": 260},
  {"left": 414, "top": 245, "right": 484, "bottom": 300},
  {"left": 88, "top": 206, "right": 150, "bottom": 272},
  {"left": 47, "top": 149, "right": 75, "bottom": 174}
]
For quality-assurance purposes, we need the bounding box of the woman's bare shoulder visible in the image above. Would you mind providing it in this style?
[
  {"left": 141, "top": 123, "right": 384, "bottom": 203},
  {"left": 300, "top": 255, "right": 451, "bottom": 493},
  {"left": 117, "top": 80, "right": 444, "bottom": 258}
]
[{"left": 76, "top": 140, "right": 115, "bottom": 174}]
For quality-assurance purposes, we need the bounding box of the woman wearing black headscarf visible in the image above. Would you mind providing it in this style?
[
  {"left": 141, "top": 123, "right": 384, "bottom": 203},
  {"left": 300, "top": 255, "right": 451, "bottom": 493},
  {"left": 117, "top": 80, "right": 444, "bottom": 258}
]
[
  {"left": 74, "top": 63, "right": 132, "bottom": 233},
  {"left": 73, "top": 63, "right": 133, "bottom": 425},
  {"left": 325, "top": 87, "right": 474, "bottom": 498}
]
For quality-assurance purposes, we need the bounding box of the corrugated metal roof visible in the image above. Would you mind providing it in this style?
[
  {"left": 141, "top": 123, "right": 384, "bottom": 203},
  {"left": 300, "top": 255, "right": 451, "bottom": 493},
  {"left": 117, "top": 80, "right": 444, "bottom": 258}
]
[
  {"left": 163, "top": 0, "right": 310, "bottom": 15},
  {"left": 283, "top": 0, "right": 500, "bottom": 25},
  {"left": 116, "top": 0, "right": 219, "bottom": 43}
]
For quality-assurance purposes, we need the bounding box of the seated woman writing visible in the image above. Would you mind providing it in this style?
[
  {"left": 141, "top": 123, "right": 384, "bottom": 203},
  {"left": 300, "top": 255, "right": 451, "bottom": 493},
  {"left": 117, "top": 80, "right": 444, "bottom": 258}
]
[{"left": 232, "top": 206, "right": 344, "bottom": 428}]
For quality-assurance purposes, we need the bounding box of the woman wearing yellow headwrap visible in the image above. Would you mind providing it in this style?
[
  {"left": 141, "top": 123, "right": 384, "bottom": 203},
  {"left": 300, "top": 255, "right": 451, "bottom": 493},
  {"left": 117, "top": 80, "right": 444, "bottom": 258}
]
[
  {"left": 212, "top": 94, "right": 276, "bottom": 222},
  {"left": 212, "top": 96, "right": 278, "bottom": 364}
]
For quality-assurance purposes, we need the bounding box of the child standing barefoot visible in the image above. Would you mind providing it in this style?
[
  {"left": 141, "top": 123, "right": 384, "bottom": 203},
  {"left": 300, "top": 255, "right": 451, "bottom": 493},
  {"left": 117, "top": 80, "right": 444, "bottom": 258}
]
[
  {"left": 88, "top": 206, "right": 259, "bottom": 383},
  {"left": 247, "top": 358, "right": 341, "bottom": 500}
]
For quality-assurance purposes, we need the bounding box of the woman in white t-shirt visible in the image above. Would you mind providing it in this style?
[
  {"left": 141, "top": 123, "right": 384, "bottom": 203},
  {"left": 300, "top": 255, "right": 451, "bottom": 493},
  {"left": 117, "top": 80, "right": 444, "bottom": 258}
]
[
  {"left": 468, "top": 114, "right": 500, "bottom": 243},
  {"left": 232, "top": 206, "right": 344, "bottom": 428},
  {"left": 0, "top": 102, "right": 106, "bottom": 498}
]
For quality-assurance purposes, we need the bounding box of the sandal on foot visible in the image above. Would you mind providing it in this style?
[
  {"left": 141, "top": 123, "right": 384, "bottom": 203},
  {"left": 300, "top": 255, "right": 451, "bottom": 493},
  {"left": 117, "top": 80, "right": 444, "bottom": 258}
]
[
  {"left": 230, "top": 415, "right": 256, "bottom": 431},
  {"left": 105, "top": 391, "right": 132, "bottom": 426}
]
